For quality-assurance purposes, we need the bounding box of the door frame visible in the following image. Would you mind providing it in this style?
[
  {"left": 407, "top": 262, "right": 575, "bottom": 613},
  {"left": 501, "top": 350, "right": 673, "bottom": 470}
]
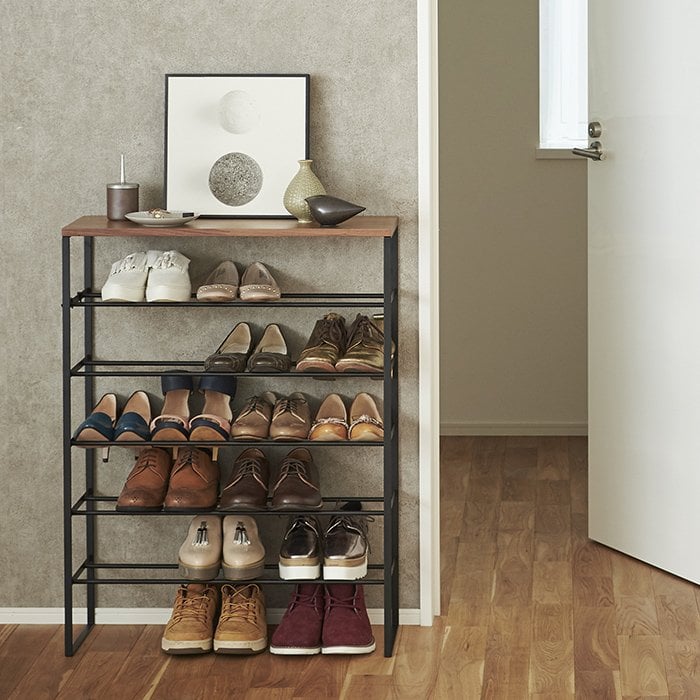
[{"left": 417, "top": 0, "right": 441, "bottom": 624}]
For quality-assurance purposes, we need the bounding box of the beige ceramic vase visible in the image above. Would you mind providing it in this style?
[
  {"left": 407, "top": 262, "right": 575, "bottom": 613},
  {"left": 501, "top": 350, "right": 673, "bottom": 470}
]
[{"left": 283, "top": 160, "right": 326, "bottom": 223}]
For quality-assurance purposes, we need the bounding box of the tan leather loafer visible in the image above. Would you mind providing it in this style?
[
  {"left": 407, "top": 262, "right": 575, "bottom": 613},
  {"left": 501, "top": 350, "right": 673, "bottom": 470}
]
[
  {"left": 269, "top": 393, "right": 311, "bottom": 441},
  {"left": 164, "top": 447, "right": 219, "bottom": 511},
  {"left": 178, "top": 515, "right": 223, "bottom": 580},
  {"left": 222, "top": 515, "right": 266, "bottom": 580},
  {"left": 116, "top": 447, "right": 172, "bottom": 510},
  {"left": 348, "top": 393, "right": 384, "bottom": 442},
  {"left": 309, "top": 394, "right": 348, "bottom": 441},
  {"left": 230, "top": 392, "right": 276, "bottom": 440}
]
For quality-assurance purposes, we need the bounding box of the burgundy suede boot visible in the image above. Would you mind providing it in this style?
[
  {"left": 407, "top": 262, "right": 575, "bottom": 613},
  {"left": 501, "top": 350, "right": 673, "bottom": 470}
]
[
  {"left": 321, "top": 584, "right": 376, "bottom": 654},
  {"left": 269, "top": 583, "right": 324, "bottom": 655}
]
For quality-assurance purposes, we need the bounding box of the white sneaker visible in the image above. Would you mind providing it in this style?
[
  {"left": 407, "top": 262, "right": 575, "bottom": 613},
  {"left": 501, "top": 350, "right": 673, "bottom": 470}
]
[
  {"left": 101, "top": 252, "right": 150, "bottom": 302},
  {"left": 146, "top": 250, "right": 192, "bottom": 302}
]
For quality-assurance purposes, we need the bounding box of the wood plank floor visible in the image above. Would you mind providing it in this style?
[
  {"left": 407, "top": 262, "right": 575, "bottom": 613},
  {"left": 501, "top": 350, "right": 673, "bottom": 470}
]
[{"left": 2, "top": 437, "right": 699, "bottom": 698}]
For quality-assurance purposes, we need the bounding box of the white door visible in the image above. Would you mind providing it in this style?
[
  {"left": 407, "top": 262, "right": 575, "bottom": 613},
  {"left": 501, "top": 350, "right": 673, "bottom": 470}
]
[{"left": 587, "top": 0, "right": 700, "bottom": 584}]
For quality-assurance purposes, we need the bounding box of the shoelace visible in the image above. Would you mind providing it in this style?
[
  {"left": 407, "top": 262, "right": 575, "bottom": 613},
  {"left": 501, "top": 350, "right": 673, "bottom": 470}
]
[
  {"left": 326, "top": 590, "right": 361, "bottom": 614},
  {"left": 278, "top": 458, "right": 311, "bottom": 480},
  {"left": 285, "top": 515, "right": 320, "bottom": 538},
  {"left": 312, "top": 316, "right": 346, "bottom": 348},
  {"left": 348, "top": 316, "right": 382, "bottom": 347},
  {"left": 129, "top": 451, "right": 161, "bottom": 479},
  {"left": 325, "top": 515, "right": 368, "bottom": 537},
  {"left": 171, "top": 588, "right": 212, "bottom": 624},
  {"left": 224, "top": 458, "right": 264, "bottom": 489},
  {"left": 288, "top": 588, "right": 323, "bottom": 613},
  {"left": 219, "top": 586, "right": 260, "bottom": 623},
  {"left": 274, "top": 397, "right": 305, "bottom": 422},
  {"left": 239, "top": 395, "right": 271, "bottom": 419}
]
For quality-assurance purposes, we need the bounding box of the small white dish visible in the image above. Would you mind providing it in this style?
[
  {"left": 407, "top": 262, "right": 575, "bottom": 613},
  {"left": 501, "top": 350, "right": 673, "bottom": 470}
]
[{"left": 125, "top": 211, "right": 200, "bottom": 227}]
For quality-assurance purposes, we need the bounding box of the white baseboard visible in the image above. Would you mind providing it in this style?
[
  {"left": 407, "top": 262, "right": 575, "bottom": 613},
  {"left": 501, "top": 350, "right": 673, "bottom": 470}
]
[
  {"left": 0, "top": 607, "right": 421, "bottom": 626},
  {"left": 440, "top": 421, "right": 588, "bottom": 436}
]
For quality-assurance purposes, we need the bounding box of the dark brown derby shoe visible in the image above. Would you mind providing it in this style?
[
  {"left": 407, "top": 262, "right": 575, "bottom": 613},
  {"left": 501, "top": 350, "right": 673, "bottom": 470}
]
[
  {"left": 117, "top": 447, "right": 172, "bottom": 511},
  {"left": 219, "top": 448, "right": 270, "bottom": 510},
  {"left": 271, "top": 448, "right": 322, "bottom": 510},
  {"left": 163, "top": 447, "right": 219, "bottom": 511}
]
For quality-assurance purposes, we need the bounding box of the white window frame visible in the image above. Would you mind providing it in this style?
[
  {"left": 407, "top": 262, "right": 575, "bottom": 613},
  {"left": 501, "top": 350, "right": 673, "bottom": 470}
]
[{"left": 539, "top": 0, "right": 588, "bottom": 152}]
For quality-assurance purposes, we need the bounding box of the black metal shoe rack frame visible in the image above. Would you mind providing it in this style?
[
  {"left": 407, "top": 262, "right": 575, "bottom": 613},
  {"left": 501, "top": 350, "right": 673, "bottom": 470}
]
[{"left": 61, "top": 217, "right": 399, "bottom": 657}]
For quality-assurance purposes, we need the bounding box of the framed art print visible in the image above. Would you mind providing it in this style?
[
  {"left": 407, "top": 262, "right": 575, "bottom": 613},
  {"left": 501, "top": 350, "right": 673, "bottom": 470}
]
[{"left": 165, "top": 74, "right": 309, "bottom": 217}]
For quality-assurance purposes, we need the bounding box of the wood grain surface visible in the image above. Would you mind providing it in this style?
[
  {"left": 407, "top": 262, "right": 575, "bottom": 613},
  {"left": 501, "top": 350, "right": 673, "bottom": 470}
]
[{"left": 1, "top": 437, "right": 698, "bottom": 698}]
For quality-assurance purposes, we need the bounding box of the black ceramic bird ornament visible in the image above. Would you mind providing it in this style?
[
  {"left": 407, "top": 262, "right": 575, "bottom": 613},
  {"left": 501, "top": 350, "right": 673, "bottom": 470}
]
[{"left": 305, "top": 195, "right": 366, "bottom": 227}]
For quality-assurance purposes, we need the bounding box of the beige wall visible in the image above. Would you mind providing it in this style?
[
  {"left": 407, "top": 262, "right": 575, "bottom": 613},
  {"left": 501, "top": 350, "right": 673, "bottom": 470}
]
[
  {"left": 0, "top": 1, "right": 418, "bottom": 609},
  {"left": 439, "top": 0, "right": 588, "bottom": 434}
]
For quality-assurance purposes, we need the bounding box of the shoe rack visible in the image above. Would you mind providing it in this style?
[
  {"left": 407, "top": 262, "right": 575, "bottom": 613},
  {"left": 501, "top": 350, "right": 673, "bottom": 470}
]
[{"left": 60, "top": 216, "right": 399, "bottom": 657}]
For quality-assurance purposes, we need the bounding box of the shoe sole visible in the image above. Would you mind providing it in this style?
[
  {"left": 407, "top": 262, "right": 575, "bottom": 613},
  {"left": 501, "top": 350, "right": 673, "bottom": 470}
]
[
  {"left": 189, "top": 427, "right": 228, "bottom": 441},
  {"left": 270, "top": 502, "right": 323, "bottom": 511},
  {"left": 322, "top": 642, "right": 376, "bottom": 654},
  {"left": 161, "top": 638, "right": 213, "bottom": 654},
  {"left": 335, "top": 361, "right": 383, "bottom": 373},
  {"left": 114, "top": 432, "right": 147, "bottom": 442},
  {"left": 295, "top": 360, "right": 336, "bottom": 373},
  {"left": 323, "top": 558, "right": 368, "bottom": 580},
  {"left": 278, "top": 561, "right": 321, "bottom": 580},
  {"left": 146, "top": 285, "right": 192, "bottom": 302},
  {"left": 152, "top": 429, "right": 189, "bottom": 441},
  {"left": 178, "top": 560, "right": 221, "bottom": 580},
  {"left": 213, "top": 637, "right": 267, "bottom": 654},
  {"left": 222, "top": 558, "right": 265, "bottom": 580},
  {"left": 269, "top": 645, "right": 321, "bottom": 655},
  {"left": 101, "top": 287, "right": 145, "bottom": 302},
  {"left": 196, "top": 289, "right": 237, "bottom": 302},
  {"left": 238, "top": 289, "right": 281, "bottom": 302}
]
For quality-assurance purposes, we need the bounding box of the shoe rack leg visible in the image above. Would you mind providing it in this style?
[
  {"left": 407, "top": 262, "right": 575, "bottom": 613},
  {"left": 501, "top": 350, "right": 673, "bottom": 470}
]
[
  {"left": 62, "top": 236, "right": 75, "bottom": 656},
  {"left": 84, "top": 236, "right": 96, "bottom": 628},
  {"left": 383, "top": 231, "right": 399, "bottom": 657}
]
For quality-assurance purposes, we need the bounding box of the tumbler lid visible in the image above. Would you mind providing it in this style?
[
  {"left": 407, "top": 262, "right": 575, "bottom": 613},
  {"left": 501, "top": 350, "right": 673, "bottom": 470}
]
[{"left": 107, "top": 182, "right": 139, "bottom": 189}]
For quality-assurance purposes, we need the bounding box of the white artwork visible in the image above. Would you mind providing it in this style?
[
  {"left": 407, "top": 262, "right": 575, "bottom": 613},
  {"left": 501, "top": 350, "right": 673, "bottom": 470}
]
[{"left": 165, "top": 74, "right": 309, "bottom": 217}]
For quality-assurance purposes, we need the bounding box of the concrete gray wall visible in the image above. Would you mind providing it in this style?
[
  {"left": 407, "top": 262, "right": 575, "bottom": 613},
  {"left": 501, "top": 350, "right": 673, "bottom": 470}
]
[
  {"left": 0, "top": 1, "right": 418, "bottom": 610},
  {"left": 439, "top": 0, "right": 588, "bottom": 434}
]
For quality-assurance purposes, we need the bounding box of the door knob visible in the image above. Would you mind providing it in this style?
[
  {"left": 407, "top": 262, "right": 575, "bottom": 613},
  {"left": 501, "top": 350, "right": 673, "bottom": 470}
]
[{"left": 572, "top": 141, "right": 605, "bottom": 161}]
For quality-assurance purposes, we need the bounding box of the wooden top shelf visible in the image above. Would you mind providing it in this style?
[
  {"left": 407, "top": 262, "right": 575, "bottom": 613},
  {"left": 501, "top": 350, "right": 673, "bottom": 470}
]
[{"left": 62, "top": 216, "right": 398, "bottom": 238}]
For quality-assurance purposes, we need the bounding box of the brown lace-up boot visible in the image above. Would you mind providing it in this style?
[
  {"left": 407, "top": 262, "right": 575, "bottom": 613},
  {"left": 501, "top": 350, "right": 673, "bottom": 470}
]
[{"left": 295, "top": 313, "right": 347, "bottom": 372}]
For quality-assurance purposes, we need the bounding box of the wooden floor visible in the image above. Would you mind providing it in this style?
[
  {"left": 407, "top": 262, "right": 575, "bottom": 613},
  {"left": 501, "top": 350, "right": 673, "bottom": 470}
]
[{"left": 2, "top": 437, "right": 699, "bottom": 699}]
